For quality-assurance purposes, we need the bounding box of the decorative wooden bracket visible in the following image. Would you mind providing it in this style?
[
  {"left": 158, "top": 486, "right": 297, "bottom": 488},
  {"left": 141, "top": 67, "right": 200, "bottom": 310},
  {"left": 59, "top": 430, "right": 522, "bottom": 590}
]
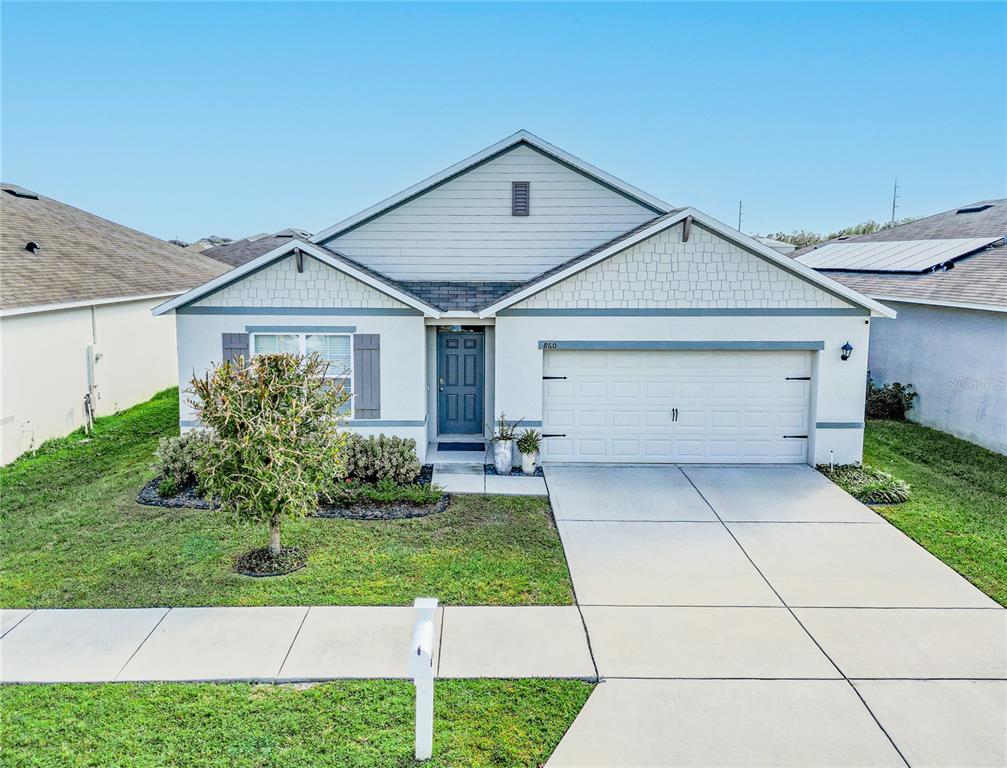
[
  {"left": 294, "top": 247, "right": 304, "bottom": 273},
  {"left": 682, "top": 215, "right": 693, "bottom": 243}
]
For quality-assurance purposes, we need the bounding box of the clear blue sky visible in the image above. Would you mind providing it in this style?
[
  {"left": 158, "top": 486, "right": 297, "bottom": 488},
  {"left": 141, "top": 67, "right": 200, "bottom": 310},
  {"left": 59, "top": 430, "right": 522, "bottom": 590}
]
[{"left": 3, "top": 2, "right": 1004, "bottom": 241}]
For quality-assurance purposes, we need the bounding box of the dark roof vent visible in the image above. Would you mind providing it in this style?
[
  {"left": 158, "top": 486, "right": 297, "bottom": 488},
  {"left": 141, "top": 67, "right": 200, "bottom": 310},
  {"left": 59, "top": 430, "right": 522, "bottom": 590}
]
[
  {"left": 512, "top": 181, "right": 530, "bottom": 216},
  {"left": 3, "top": 185, "right": 39, "bottom": 200},
  {"left": 956, "top": 204, "right": 993, "bottom": 214},
  {"left": 25, "top": 241, "right": 40, "bottom": 254}
]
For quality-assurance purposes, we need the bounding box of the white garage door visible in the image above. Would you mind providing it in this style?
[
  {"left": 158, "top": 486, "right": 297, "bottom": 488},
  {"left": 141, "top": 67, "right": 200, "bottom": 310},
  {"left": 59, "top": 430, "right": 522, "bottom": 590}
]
[{"left": 542, "top": 349, "right": 813, "bottom": 464}]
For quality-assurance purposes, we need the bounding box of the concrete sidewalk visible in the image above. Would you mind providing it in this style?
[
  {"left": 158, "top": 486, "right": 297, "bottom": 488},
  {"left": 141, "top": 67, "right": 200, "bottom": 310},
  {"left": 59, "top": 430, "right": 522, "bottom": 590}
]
[{"left": 0, "top": 605, "right": 594, "bottom": 683}]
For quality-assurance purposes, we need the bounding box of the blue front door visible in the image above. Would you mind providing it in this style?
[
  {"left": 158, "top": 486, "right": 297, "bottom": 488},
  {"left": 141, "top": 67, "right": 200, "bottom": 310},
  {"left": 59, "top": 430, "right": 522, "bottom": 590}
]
[{"left": 437, "top": 331, "right": 484, "bottom": 434}]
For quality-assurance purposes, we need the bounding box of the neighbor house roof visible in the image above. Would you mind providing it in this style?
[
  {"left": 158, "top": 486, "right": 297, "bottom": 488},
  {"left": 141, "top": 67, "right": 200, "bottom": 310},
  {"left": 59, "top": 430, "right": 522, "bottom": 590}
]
[
  {"left": 311, "top": 130, "right": 675, "bottom": 243},
  {"left": 1, "top": 183, "right": 229, "bottom": 314},
  {"left": 814, "top": 248, "right": 1007, "bottom": 312},
  {"left": 202, "top": 228, "right": 312, "bottom": 268},
  {"left": 793, "top": 199, "right": 1007, "bottom": 311}
]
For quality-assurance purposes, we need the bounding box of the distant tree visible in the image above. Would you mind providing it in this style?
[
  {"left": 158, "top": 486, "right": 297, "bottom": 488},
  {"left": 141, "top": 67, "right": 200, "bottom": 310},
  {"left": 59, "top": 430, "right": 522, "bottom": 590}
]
[
  {"left": 189, "top": 353, "right": 349, "bottom": 560},
  {"left": 765, "top": 230, "right": 824, "bottom": 249},
  {"left": 763, "top": 217, "right": 917, "bottom": 249}
]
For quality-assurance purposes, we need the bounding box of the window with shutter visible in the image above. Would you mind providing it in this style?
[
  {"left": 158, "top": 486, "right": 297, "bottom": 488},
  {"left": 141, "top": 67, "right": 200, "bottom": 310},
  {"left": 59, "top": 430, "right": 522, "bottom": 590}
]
[
  {"left": 512, "top": 181, "right": 530, "bottom": 216},
  {"left": 250, "top": 332, "right": 353, "bottom": 414}
]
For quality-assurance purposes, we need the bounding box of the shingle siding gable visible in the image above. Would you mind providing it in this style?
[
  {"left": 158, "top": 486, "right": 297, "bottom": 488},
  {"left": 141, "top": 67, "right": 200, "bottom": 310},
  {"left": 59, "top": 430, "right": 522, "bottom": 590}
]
[
  {"left": 192, "top": 254, "right": 407, "bottom": 309},
  {"left": 514, "top": 224, "right": 854, "bottom": 310}
]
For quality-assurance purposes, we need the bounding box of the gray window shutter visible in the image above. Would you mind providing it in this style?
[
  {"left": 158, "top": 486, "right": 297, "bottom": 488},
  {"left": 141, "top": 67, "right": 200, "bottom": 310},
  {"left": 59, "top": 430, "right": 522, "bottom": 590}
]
[
  {"left": 221, "top": 333, "right": 249, "bottom": 365},
  {"left": 353, "top": 334, "right": 380, "bottom": 419}
]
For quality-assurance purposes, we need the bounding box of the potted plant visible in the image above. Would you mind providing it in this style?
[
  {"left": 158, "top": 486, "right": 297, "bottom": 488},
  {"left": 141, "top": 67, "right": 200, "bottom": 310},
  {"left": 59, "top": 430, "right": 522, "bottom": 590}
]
[
  {"left": 516, "top": 429, "right": 542, "bottom": 475},
  {"left": 491, "top": 412, "right": 522, "bottom": 475}
]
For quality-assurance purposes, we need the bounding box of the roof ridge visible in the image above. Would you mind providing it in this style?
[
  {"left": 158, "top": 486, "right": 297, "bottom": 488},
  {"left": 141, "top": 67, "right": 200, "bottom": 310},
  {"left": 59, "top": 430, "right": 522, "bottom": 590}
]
[{"left": 310, "top": 131, "right": 674, "bottom": 244}]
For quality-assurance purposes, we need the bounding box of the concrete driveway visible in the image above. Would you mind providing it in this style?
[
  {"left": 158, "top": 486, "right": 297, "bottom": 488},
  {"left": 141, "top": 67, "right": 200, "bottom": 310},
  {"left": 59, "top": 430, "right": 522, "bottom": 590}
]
[{"left": 545, "top": 464, "right": 1006, "bottom": 767}]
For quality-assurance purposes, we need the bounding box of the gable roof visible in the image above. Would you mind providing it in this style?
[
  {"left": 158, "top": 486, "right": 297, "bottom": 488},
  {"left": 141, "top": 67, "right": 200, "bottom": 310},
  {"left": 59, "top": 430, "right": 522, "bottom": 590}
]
[
  {"left": 1, "top": 183, "right": 228, "bottom": 314},
  {"left": 815, "top": 248, "right": 1007, "bottom": 313},
  {"left": 202, "top": 228, "right": 312, "bottom": 268},
  {"left": 311, "top": 130, "right": 674, "bottom": 243},
  {"left": 793, "top": 199, "right": 1007, "bottom": 310},
  {"left": 152, "top": 239, "right": 442, "bottom": 317},
  {"left": 479, "top": 208, "right": 897, "bottom": 318}
]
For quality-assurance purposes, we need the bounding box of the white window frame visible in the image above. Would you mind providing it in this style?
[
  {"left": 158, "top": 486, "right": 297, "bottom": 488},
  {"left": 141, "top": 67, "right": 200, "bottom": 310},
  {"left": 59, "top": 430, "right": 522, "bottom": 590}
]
[{"left": 249, "top": 332, "right": 354, "bottom": 417}]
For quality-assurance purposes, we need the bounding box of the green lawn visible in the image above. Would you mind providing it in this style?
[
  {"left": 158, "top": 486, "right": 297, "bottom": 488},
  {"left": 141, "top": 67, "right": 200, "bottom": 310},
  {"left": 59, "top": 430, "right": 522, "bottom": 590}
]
[
  {"left": 0, "top": 389, "right": 574, "bottom": 608},
  {"left": 863, "top": 419, "right": 1007, "bottom": 606},
  {"left": 0, "top": 679, "right": 593, "bottom": 768}
]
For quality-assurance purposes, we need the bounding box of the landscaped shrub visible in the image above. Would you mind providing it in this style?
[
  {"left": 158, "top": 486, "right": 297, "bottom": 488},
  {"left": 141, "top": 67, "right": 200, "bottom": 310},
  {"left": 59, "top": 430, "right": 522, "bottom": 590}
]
[
  {"left": 866, "top": 380, "right": 917, "bottom": 420},
  {"left": 152, "top": 430, "right": 214, "bottom": 497},
  {"left": 817, "top": 463, "right": 911, "bottom": 504},
  {"left": 341, "top": 434, "right": 421, "bottom": 485},
  {"left": 189, "top": 353, "right": 350, "bottom": 567},
  {"left": 323, "top": 477, "right": 443, "bottom": 508}
]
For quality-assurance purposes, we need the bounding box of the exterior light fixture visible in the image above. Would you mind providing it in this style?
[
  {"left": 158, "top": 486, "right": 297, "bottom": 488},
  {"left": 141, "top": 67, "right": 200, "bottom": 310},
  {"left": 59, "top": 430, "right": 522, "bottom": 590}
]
[{"left": 841, "top": 342, "right": 854, "bottom": 361}]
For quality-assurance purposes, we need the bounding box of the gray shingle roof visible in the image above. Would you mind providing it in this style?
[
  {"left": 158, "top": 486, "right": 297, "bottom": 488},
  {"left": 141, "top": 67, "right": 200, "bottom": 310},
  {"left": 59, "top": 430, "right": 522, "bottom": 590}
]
[
  {"left": 397, "top": 281, "right": 523, "bottom": 311},
  {"left": 793, "top": 199, "right": 1007, "bottom": 309},
  {"left": 843, "top": 200, "right": 1007, "bottom": 242},
  {"left": 1, "top": 184, "right": 229, "bottom": 311},
  {"left": 201, "top": 229, "right": 312, "bottom": 268},
  {"left": 821, "top": 246, "right": 1007, "bottom": 310}
]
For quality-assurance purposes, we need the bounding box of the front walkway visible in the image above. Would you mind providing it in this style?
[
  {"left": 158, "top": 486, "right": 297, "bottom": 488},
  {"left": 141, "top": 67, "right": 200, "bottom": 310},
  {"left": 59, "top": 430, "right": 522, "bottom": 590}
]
[
  {"left": 0, "top": 605, "right": 593, "bottom": 683},
  {"left": 544, "top": 464, "right": 1006, "bottom": 768}
]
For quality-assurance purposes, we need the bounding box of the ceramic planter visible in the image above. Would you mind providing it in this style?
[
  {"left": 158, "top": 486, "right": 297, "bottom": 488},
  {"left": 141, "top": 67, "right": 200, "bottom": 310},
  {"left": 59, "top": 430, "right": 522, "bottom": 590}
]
[
  {"left": 521, "top": 451, "right": 537, "bottom": 475},
  {"left": 493, "top": 440, "right": 514, "bottom": 475}
]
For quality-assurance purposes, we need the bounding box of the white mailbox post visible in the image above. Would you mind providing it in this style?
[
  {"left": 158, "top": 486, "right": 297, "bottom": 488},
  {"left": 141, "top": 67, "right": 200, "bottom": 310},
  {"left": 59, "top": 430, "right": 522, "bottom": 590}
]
[{"left": 409, "top": 597, "right": 438, "bottom": 761}]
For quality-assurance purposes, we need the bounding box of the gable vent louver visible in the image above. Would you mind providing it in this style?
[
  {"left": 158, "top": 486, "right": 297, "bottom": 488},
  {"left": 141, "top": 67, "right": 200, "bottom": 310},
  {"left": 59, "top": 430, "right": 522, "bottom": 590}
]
[{"left": 512, "top": 181, "right": 530, "bottom": 216}]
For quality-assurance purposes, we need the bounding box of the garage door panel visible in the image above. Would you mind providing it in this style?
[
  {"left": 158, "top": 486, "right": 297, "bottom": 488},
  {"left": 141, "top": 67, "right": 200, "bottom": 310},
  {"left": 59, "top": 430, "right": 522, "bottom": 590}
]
[
  {"left": 611, "top": 411, "right": 639, "bottom": 427},
  {"left": 542, "top": 350, "right": 812, "bottom": 464}
]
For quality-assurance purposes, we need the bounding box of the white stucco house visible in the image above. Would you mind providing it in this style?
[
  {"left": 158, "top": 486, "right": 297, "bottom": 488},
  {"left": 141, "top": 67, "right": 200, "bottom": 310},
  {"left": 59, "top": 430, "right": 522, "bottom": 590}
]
[
  {"left": 155, "top": 131, "right": 894, "bottom": 466},
  {"left": 795, "top": 201, "right": 1006, "bottom": 455},
  {"left": 0, "top": 184, "right": 227, "bottom": 464}
]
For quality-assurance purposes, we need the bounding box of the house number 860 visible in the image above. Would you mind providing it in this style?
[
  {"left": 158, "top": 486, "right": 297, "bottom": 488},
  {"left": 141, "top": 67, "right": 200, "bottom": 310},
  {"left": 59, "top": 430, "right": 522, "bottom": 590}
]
[{"left": 542, "top": 342, "right": 558, "bottom": 350}]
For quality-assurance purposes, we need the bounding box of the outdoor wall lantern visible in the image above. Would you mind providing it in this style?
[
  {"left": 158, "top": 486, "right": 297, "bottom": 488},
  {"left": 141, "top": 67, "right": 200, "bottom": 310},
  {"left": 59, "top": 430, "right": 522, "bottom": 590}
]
[{"left": 840, "top": 342, "right": 854, "bottom": 361}]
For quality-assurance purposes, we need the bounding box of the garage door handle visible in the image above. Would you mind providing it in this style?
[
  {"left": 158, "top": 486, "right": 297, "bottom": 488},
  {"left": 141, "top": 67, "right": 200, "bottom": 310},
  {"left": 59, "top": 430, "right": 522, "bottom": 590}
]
[
  {"left": 542, "top": 376, "right": 567, "bottom": 380},
  {"left": 672, "top": 408, "right": 678, "bottom": 422}
]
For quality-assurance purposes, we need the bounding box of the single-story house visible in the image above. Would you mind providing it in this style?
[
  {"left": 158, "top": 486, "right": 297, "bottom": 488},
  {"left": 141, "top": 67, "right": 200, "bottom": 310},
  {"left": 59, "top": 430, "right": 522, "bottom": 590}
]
[
  {"left": 794, "top": 201, "right": 1006, "bottom": 454},
  {"left": 155, "top": 131, "right": 894, "bottom": 466},
  {"left": 0, "top": 184, "right": 228, "bottom": 464}
]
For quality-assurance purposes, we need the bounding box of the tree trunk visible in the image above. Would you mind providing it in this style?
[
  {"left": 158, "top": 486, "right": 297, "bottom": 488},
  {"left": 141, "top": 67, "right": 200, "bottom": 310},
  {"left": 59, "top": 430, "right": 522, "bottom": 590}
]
[{"left": 268, "top": 516, "right": 282, "bottom": 557}]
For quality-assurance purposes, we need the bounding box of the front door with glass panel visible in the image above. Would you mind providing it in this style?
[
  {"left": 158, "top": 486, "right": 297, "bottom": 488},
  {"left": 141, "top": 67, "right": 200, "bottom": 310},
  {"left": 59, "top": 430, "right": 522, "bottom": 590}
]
[{"left": 437, "top": 331, "right": 484, "bottom": 434}]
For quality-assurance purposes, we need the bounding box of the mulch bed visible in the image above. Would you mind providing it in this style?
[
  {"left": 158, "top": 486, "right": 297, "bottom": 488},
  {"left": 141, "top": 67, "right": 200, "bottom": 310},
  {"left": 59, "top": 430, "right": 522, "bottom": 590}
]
[
  {"left": 136, "top": 478, "right": 216, "bottom": 510},
  {"left": 233, "top": 546, "right": 306, "bottom": 577},
  {"left": 484, "top": 464, "right": 544, "bottom": 478},
  {"left": 314, "top": 493, "right": 449, "bottom": 521},
  {"left": 137, "top": 465, "right": 442, "bottom": 520}
]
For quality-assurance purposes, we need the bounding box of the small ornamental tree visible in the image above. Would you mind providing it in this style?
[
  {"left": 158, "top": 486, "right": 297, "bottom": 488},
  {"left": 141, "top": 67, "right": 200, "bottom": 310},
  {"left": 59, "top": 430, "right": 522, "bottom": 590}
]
[{"left": 189, "top": 353, "right": 349, "bottom": 562}]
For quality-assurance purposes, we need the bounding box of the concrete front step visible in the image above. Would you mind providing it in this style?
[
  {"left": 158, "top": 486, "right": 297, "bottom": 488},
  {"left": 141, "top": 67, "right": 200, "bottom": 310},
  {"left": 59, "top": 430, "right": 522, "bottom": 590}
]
[{"left": 432, "top": 464, "right": 548, "bottom": 496}]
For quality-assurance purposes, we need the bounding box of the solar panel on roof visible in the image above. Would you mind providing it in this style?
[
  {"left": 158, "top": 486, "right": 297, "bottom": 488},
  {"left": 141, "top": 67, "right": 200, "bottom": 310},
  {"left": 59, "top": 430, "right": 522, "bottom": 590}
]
[{"left": 795, "top": 237, "right": 1002, "bottom": 273}]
